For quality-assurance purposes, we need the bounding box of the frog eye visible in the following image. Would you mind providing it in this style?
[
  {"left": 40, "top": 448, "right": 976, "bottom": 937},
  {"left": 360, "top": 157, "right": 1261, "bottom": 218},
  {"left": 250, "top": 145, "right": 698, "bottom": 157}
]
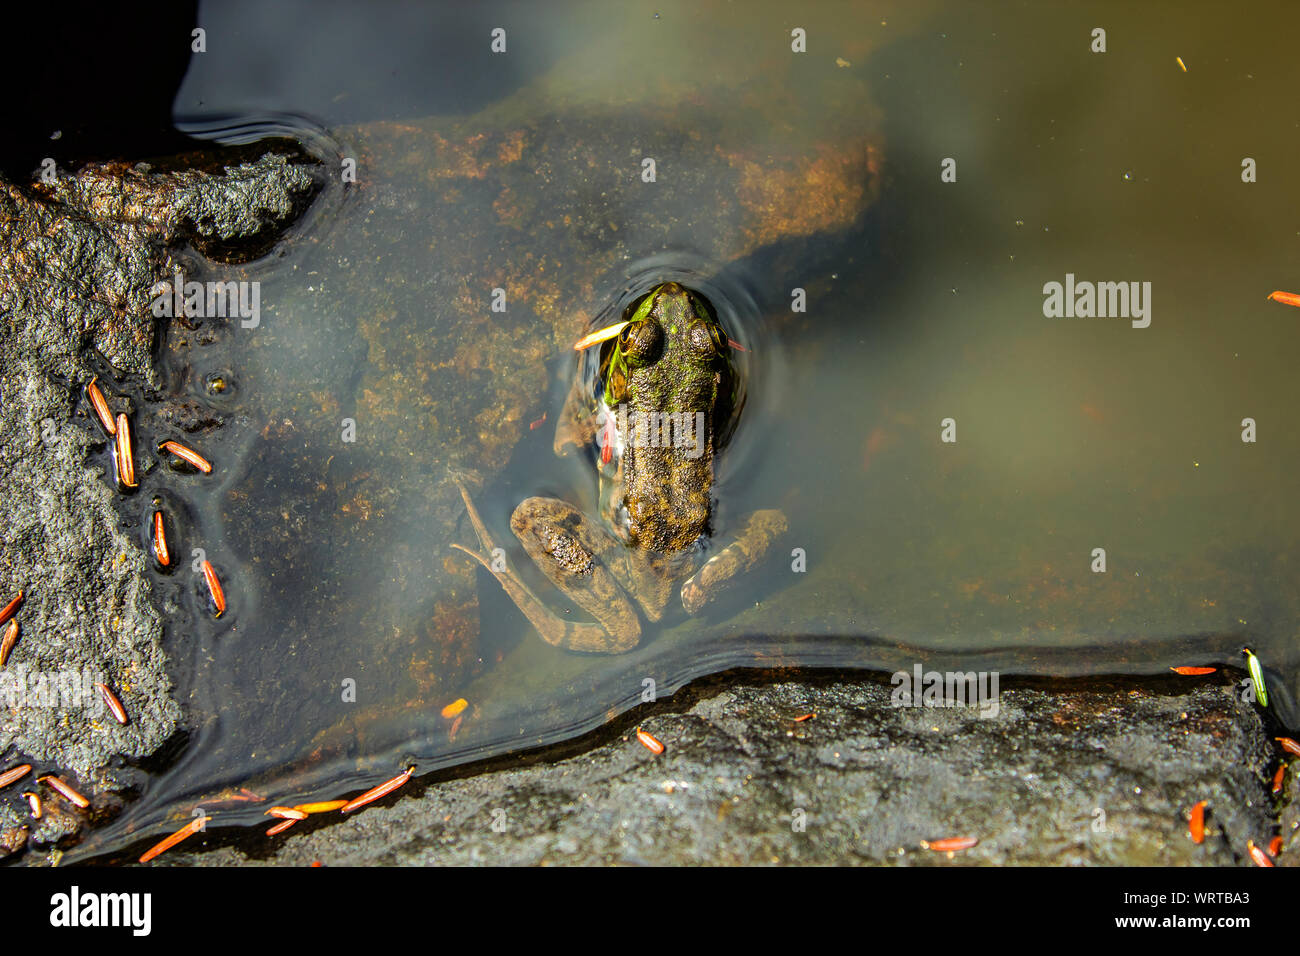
[
  {"left": 686, "top": 321, "right": 728, "bottom": 358},
  {"left": 686, "top": 322, "right": 716, "bottom": 356},
  {"left": 619, "top": 318, "right": 663, "bottom": 366}
]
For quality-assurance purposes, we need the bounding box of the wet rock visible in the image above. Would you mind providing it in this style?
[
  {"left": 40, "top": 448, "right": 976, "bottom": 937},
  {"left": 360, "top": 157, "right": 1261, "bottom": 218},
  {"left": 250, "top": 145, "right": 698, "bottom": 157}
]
[
  {"left": 185, "top": 673, "right": 1282, "bottom": 866},
  {"left": 0, "top": 154, "right": 317, "bottom": 857}
]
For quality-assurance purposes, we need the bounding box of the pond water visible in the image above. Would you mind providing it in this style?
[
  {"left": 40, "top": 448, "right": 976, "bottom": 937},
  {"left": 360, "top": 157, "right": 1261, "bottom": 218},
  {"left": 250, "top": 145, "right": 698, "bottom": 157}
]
[{"left": 61, "top": 0, "right": 1300, "bottom": 860}]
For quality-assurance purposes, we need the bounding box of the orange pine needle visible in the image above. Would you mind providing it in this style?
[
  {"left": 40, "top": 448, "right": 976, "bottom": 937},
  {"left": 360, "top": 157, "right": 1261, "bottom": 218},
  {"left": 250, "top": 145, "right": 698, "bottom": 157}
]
[
  {"left": 1268, "top": 836, "right": 1283, "bottom": 857},
  {"left": 153, "top": 511, "right": 170, "bottom": 567},
  {"left": 1267, "top": 290, "right": 1300, "bottom": 308},
  {"left": 292, "top": 800, "right": 348, "bottom": 815},
  {"left": 636, "top": 729, "right": 665, "bottom": 755},
  {"left": 0, "top": 619, "right": 18, "bottom": 667},
  {"left": 1247, "top": 840, "right": 1274, "bottom": 867},
  {"left": 40, "top": 775, "right": 89, "bottom": 809},
  {"left": 794, "top": 713, "right": 816, "bottom": 722},
  {"left": 0, "top": 764, "right": 31, "bottom": 789},
  {"left": 202, "top": 560, "right": 226, "bottom": 617},
  {"left": 139, "top": 816, "right": 210, "bottom": 863},
  {"left": 1273, "top": 765, "right": 1286, "bottom": 794},
  {"left": 114, "top": 414, "right": 136, "bottom": 488},
  {"left": 922, "top": 836, "right": 979, "bottom": 852},
  {"left": 266, "top": 807, "right": 308, "bottom": 820},
  {"left": 1189, "top": 800, "right": 1207, "bottom": 844},
  {"left": 573, "top": 321, "right": 629, "bottom": 351},
  {"left": 86, "top": 378, "right": 116, "bottom": 436},
  {"left": 0, "top": 591, "right": 23, "bottom": 628},
  {"left": 158, "top": 440, "right": 212, "bottom": 474},
  {"left": 22, "top": 792, "right": 41, "bottom": 819},
  {"left": 95, "top": 682, "right": 128, "bottom": 725},
  {"left": 440, "top": 698, "right": 468, "bottom": 719},
  {"left": 266, "top": 818, "right": 297, "bottom": 836},
  {"left": 340, "top": 767, "right": 414, "bottom": 813},
  {"left": 1275, "top": 737, "right": 1300, "bottom": 757},
  {"left": 1169, "top": 666, "right": 1216, "bottom": 676}
]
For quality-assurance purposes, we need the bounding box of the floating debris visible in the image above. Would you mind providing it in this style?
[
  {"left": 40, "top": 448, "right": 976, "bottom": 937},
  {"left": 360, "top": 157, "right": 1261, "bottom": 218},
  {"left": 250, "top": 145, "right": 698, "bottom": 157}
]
[
  {"left": 573, "top": 320, "right": 629, "bottom": 351},
  {"left": 40, "top": 775, "right": 89, "bottom": 809},
  {"left": 0, "top": 764, "right": 32, "bottom": 789},
  {"left": 139, "top": 816, "right": 210, "bottom": 863},
  {"left": 86, "top": 378, "right": 116, "bottom": 436},
  {"left": 158, "top": 440, "right": 213, "bottom": 474},
  {"left": 114, "top": 413, "right": 137, "bottom": 489},
  {"left": 340, "top": 767, "right": 413, "bottom": 813},
  {"left": 266, "top": 807, "right": 308, "bottom": 821},
  {"left": 202, "top": 560, "right": 226, "bottom": 618},
  {"left": 292, "top": 800, "right": 348, "bottom": 814},
  {"left": 153, "top": 511, "right": 170, "bottom": 567}
]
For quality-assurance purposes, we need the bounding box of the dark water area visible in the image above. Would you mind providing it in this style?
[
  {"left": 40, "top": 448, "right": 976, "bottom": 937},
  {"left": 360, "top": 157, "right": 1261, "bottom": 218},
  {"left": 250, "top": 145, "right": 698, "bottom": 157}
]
[{"left": 9, "top": 1, "right": 1300, "bottom": 860}]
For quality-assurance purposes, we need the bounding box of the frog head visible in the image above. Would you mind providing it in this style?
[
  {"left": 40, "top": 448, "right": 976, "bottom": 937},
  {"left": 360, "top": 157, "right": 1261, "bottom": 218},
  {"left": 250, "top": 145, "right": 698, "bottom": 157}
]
[{"left": 602, "top": 282, "right": 732, "bottom": 409}]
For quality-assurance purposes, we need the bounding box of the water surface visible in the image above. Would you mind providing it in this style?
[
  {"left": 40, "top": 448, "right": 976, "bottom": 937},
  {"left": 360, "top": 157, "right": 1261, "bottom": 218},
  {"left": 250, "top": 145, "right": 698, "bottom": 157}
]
[{"left": 67, "top": 0, "right": 1300, "bottom": 859}]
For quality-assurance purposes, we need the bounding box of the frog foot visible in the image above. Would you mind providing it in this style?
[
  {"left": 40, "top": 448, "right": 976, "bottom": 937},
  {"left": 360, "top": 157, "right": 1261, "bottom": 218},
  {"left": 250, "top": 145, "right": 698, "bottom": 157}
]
[
  {"left": 451, "top": 481, "right": 640, "bottom": 654},
  {"left": 681, "top": 509, "right": 788, "bottom": 615}
]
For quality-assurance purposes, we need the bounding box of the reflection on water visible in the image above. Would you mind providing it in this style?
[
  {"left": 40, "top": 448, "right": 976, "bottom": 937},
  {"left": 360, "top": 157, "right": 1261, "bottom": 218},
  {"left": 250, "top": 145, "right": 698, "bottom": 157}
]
[{"left": 71, "top": 0, "right": 1300, "bottom": 859}]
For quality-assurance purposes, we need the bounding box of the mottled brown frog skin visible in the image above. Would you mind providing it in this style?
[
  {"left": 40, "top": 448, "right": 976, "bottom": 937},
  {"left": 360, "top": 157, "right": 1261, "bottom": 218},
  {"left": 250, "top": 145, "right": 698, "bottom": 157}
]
[{"left": 454, "top": 282, "right": 786, "bottom": 652}]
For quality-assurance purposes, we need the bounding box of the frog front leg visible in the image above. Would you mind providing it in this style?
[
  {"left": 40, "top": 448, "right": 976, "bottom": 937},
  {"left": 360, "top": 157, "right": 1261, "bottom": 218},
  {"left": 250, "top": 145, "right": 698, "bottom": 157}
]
[
  {"left": 680, "top": 509, "right": 788, "bottom": 614},
  {"left": 452, "top": 482, "right": 641, "bottom": 653}
]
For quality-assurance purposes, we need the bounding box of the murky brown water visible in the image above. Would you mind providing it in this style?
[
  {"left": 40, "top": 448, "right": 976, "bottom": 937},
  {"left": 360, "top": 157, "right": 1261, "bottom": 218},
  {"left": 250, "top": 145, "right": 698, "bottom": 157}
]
[{"left": 65, "top": 0, "right": 1300, "bottom": 860}]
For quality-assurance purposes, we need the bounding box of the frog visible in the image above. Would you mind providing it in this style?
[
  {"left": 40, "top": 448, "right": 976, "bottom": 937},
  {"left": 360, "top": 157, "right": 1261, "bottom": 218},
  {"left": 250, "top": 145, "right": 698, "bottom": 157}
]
[{"left": 453, "top": 281, "right": 787, "bottom": 653}]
